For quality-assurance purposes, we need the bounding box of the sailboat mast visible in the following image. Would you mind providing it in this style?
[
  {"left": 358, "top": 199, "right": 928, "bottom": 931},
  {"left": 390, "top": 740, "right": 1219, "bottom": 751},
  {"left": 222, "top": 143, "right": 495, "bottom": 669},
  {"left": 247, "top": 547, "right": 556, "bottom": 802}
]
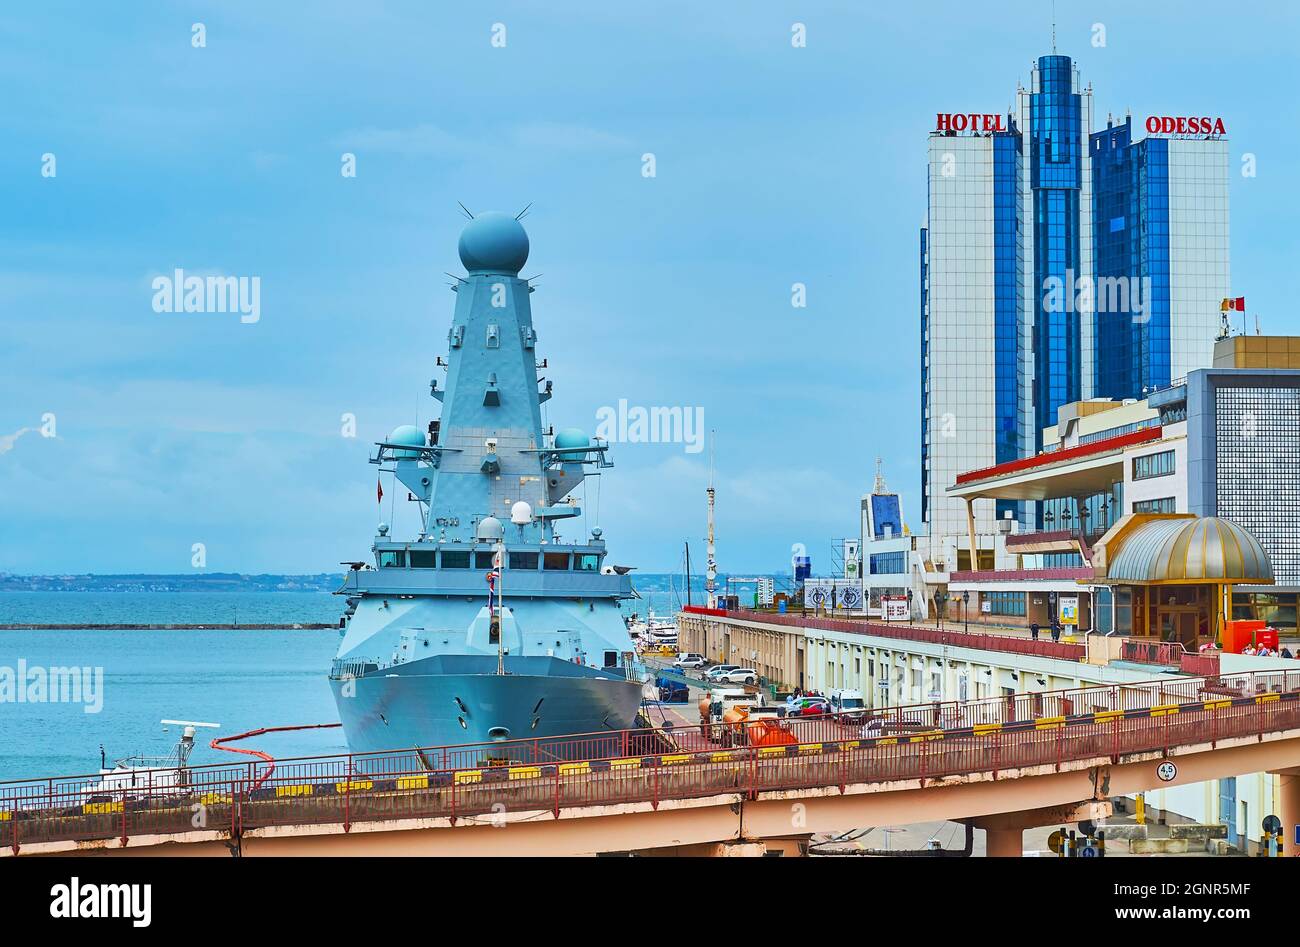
[{"left": 684, "top": 540, "right": 693, "bottom": 607}]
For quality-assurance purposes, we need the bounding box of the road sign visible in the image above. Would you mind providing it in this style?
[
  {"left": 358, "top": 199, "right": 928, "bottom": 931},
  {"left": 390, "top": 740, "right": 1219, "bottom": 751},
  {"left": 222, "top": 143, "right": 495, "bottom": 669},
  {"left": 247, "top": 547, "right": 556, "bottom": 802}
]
[
  {"left": 1079, "top": 845, "right": 1099, "bottom": 858},
  {"left": 1047, "top": 830, "right": 1064, "bottom": 854},
  {"left": 1156, "top": 761, "right": 1177, "bottom": 782},
  {"left": 1263, "top": 814, "right": 1282, "bottom": 835},
  {"left": 1079, "top": 819, "right": 1096, "bottom": 837}
]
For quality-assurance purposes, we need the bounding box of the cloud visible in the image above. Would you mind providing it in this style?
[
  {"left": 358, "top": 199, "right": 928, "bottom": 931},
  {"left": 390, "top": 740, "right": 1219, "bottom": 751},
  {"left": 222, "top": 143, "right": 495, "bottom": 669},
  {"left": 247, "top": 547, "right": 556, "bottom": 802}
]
[
  {"left": 334, "top": 121, "right": 631, "bottom": 159},
  {"left": 0, "top": 428, "right": 34, "bottom": 456},
  {"left": 511, "top": 122, "right": 632, "bottom": 152},
  {"left": 334, "top": 123, "right": 476, "bottom": 157}
]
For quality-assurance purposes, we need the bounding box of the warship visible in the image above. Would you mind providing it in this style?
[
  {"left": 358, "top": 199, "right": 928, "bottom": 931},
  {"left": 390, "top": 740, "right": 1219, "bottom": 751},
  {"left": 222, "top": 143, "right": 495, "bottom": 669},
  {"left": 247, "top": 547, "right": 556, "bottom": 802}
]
[{"left": 329, "top": 210, "right": 646, "bottom": 758}]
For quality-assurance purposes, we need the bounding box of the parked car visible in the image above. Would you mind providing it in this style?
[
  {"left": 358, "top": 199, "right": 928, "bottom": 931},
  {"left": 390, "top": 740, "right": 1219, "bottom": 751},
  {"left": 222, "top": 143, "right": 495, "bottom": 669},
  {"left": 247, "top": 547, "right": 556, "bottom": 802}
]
[
  {"left": 714, "top": 667, "right": 758, "bottom": 685},
  {"left": 702, "top": 664, "right": 739, "bottom": 681},
  {"left": 790, "top": 696, "right": 832, "bottom": 717},
  {"left": 673, "top": 653, "right": 706, "bottom": 669}
]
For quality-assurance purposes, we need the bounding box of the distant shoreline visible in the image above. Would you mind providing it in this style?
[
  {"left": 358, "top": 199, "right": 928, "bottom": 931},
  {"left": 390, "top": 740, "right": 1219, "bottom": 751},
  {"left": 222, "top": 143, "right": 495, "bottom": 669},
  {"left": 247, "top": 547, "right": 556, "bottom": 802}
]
[{"left": 0, "top": 622, "right": 342, "bottom": 631}]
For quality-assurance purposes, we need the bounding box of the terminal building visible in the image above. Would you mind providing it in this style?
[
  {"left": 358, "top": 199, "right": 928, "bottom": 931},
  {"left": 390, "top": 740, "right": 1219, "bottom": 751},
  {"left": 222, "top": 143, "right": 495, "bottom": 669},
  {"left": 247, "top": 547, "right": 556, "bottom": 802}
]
[
  {"left": 921, "top": 52, "right": 1230, "bottom": 567},
  {"left": 942, "top": 337, "right": 1300, "bottom": 636}
]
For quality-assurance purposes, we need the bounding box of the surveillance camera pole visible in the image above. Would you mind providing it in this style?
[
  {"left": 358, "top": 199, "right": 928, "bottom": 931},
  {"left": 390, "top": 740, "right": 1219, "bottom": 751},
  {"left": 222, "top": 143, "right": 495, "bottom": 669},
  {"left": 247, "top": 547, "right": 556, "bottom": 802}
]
[{"left": 496, "top": 539, "right": 506, "bottom": 675}]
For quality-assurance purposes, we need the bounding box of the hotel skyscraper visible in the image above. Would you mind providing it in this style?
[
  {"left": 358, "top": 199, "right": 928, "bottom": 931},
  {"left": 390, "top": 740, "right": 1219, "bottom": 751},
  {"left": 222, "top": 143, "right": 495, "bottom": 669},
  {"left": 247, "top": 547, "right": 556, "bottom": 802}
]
[{"left": 920, "top": 53, "right": 1230, "bottom": 563}]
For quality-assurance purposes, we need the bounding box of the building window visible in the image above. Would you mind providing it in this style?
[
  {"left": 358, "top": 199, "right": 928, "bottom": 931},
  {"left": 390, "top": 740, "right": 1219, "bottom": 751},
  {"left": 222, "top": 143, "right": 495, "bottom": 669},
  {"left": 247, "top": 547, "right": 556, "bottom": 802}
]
[
  {"left": 1132, "top": 449, "right": 1175, "bottom": 481},
  {"left": 1133, "top": 497, "right": 1176, "bottom": 514},
  {"left": 983, "top": 591, "right": 1026, "bottom": 616},
  {"left": 870, "top": 551, "right": 907, "bottom": 575}
]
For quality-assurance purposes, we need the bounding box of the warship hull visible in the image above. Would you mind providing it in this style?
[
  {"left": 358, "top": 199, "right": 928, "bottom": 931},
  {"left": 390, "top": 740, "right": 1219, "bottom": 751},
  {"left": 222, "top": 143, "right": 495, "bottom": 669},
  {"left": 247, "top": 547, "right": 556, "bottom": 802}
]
[{"left": 330, "top": 654, "right": 646, "bottom": 764}]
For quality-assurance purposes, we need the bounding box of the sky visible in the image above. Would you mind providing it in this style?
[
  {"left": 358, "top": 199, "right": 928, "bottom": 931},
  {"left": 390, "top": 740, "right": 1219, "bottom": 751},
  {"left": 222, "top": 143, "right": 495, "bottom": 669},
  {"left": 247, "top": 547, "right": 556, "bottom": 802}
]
[{"left": 2, "top": 1, "right": 1298, "bottom": 575}]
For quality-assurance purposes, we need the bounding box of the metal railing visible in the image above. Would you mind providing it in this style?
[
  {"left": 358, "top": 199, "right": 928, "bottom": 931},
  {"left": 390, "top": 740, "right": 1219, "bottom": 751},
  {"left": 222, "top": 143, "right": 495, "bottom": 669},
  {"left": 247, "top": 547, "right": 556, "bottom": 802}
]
[
  {"left": 721, "top": 609, "right": 1086, "bottom": 661},
  {"left": 6, "top": 668, "right": 1299, "bottom": 854}
]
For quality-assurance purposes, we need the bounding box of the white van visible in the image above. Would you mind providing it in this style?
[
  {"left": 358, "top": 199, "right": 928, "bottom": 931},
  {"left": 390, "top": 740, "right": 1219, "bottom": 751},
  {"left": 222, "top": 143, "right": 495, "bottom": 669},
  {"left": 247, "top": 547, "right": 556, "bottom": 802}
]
[{"left": 828, "top": 688, "right": 867, "bottom": 723}]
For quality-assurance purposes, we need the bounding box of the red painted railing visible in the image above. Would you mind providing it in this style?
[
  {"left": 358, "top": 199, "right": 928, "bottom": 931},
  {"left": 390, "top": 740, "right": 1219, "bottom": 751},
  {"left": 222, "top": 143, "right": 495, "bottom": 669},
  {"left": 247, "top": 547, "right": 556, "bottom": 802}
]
[
  {"left": 11, "top": 668, "right": 1299, "bottom": 852},
  {"left": 721, "top": 609, "right": 1085, "bottom": 660},
  {"left": 948, "top": 567, "right": 1094, "bottom": 583}
]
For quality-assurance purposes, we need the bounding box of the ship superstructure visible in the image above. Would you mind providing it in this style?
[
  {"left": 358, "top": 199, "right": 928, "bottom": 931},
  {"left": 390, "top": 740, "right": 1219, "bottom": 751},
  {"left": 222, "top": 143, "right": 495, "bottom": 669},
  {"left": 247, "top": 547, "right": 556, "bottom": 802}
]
[{"left": 329, "top": 211, "right": 644, "bottom": 757}]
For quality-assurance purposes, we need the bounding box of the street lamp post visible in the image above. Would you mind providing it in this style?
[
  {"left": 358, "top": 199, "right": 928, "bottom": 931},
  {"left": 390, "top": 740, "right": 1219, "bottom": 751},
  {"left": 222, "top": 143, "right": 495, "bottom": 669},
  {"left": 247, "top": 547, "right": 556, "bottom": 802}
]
[{"left": 962, "top": 590, "right": 970, "bottom": 634}]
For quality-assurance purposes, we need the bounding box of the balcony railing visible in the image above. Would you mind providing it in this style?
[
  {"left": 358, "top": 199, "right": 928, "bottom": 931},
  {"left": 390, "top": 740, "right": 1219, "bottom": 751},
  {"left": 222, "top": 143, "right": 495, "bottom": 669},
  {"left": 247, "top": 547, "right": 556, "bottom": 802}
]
[{"left": 948, "top": 566, "right": 1094, "bottom": 583}]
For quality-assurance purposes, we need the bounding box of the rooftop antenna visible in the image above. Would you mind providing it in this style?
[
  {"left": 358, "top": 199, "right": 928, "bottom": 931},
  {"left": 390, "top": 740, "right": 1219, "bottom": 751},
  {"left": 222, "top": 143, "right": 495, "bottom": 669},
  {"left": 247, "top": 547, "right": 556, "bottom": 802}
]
[
  {"left": 873, "top": 457, "right": 889, "bottom": 495},
  {"left": 515, "top": 202, "right": 533, "bottom": 221},
  {"left": 456, "top": 201, "right": 475, "bottom": 220},
  {"left": 1051, "top": 0, "right": 1057, "bottom": 54}
]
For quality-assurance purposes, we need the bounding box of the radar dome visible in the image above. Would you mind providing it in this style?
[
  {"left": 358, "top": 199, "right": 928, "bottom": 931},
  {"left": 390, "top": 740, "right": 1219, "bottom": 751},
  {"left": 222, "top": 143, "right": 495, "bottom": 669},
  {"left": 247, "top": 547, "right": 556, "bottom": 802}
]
[
  {"left": 476, "top": 516, "right": 504, "bottom": 542},
  {"left": 510, "top": 501, "right": 533, "bottom": 526},
  {"left": 554, "top": 427, "right": 590, "bottom": 462},
  {"left": 458, "top": 212, "right": 530, "bottom": 276},
  {"left": 387, "top": 424, "right": 426, "bottom": 459}
]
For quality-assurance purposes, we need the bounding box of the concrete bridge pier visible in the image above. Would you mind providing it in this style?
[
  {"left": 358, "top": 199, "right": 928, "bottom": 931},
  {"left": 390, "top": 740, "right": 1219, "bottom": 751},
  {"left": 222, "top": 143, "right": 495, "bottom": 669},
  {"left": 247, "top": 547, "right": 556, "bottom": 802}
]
[{"left": 963, "top": 800, "right": 1113, "bottom": 857}]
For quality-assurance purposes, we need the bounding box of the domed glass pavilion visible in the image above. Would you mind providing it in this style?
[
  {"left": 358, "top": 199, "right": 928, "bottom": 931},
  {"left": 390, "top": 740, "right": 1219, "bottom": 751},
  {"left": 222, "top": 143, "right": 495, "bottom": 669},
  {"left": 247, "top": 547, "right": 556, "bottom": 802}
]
[{"left": 1090, "top": 514, "right": 1273, "bottom": 647}]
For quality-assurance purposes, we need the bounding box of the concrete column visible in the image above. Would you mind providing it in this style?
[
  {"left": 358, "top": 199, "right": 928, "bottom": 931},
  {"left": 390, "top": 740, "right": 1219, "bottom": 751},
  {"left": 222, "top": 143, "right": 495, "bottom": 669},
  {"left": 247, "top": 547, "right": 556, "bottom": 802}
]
[
  {"left": 985, "top": 827, "right": 1024, "bottom": 858},
  {"left": 1273, "top": 766, "right": 1300, "bottom": 854},
  {"left": 964, "top": 496, "right": 979, "bottom": 573}
]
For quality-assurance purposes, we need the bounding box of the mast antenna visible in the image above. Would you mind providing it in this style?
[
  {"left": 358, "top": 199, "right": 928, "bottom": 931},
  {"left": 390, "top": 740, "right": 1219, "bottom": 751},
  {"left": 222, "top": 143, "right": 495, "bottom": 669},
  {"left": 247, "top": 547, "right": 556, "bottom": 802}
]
[
  {"left": 515, "top": 202, "right": 533, "bottom": 221},
  {"left": 706, "top": 430, "right": 717, "bottom": 609},
  {"left": 456, "top": 201, "right": 475, "bottom": 220}
]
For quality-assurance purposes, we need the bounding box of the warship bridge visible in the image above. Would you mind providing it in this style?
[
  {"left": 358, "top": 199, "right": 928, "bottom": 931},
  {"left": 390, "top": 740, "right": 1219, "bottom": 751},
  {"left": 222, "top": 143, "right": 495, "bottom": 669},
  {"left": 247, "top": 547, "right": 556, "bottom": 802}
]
[{"left": 6, "top": 667, "right": 1300, "bottom": 857}]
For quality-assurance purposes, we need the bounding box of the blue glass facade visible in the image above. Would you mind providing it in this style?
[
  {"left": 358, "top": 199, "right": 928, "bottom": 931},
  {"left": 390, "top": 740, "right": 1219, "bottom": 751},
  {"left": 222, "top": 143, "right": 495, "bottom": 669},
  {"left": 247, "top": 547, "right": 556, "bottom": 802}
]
[
  {"left": 870, "top": 493, "right": 903, "bottom": 539},
  {"left": 1091, "top": 118, "right": 1172, "bottom": 400},
  {"left": 1029, "top": 55, "right": 1083, "bottom": 443}
]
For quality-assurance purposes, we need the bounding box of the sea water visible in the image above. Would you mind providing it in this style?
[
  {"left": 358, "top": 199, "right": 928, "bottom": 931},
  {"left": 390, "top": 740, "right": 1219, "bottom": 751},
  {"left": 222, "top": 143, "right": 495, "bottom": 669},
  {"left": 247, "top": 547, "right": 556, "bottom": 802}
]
[{"left": 0, "top": 593, "right": 346, "bottom": 782}]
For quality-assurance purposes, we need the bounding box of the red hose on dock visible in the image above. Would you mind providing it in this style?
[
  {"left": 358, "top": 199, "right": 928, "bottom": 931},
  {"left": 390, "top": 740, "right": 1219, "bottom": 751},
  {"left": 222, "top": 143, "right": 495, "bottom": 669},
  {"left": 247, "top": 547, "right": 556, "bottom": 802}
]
[{"left": 210, "top": 723, "right": 342, "bottom": 791}]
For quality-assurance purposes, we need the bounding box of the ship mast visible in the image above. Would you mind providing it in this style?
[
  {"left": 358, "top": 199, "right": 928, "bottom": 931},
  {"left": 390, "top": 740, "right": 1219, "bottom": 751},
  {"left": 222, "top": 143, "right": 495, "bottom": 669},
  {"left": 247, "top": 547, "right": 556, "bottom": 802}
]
[
  {"left": 495, "top": 538, "right": 506, "bottom": 675},
  {"left": 706, "top": 431, "right": 717, "bottom": 609}
]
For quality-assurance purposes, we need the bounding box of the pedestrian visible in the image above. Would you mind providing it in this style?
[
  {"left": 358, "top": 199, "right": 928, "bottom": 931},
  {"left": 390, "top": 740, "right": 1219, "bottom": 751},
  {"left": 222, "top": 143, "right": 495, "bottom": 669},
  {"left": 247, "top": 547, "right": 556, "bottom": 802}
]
[
  {"left": 1283, "top": 647, "right": 1294, "bottom": 659},
  {"left": 1050, "top": 620, "right": 1061, "bottom": 643},
  {"left": 1029, "top": 621, "right": 1040, "bottom": 641}
]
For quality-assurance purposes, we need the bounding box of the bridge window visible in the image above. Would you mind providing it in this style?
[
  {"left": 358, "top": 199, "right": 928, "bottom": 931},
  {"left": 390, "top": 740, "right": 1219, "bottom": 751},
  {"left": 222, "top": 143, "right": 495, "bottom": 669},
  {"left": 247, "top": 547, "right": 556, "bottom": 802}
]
[
  {"left": 544, "top": 552, "right": 571, "bottom": 571},
  {"left": 409, "top": 550, "right": 436, "bottom": 568},
  {"left": 576, "top": 554, "right": 599, "bottom": 571},
  {"left": 378, "top": 550, "right": 406, "bottom": 568},
  {"left": 440, "top": 550, "right": 470, "bottom": 569},
  {"left": 509, "top": 552, "right": 539, "bottom": 570},
  {"left": 475, "top": 551, "right": 497, "bottom": 569}
]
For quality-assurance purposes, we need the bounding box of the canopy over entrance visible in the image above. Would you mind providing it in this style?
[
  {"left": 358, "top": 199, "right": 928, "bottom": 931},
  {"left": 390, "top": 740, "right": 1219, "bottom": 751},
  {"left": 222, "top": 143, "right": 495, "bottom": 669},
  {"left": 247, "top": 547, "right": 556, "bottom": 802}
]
[
  {"left": 1089, "top": 514, "right": 1272, "bottom": 647},
  {"left": 1093, "top": 515, "right": 1273, "bottom": 586}
]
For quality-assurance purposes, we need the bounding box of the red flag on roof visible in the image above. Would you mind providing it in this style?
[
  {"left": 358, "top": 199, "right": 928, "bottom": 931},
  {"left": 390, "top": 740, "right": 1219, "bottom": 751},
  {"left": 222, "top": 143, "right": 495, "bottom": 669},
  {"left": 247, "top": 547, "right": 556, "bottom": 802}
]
[{"left": 377, "top": 477, "right": 383, "bottom": 505}]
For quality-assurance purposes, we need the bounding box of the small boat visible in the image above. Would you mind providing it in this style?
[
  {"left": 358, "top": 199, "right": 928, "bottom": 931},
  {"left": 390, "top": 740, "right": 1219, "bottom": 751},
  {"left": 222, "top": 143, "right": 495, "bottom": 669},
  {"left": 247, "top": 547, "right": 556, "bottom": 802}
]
[{"left": 77, "top": 719, "right": 220, "bottom": 802}]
